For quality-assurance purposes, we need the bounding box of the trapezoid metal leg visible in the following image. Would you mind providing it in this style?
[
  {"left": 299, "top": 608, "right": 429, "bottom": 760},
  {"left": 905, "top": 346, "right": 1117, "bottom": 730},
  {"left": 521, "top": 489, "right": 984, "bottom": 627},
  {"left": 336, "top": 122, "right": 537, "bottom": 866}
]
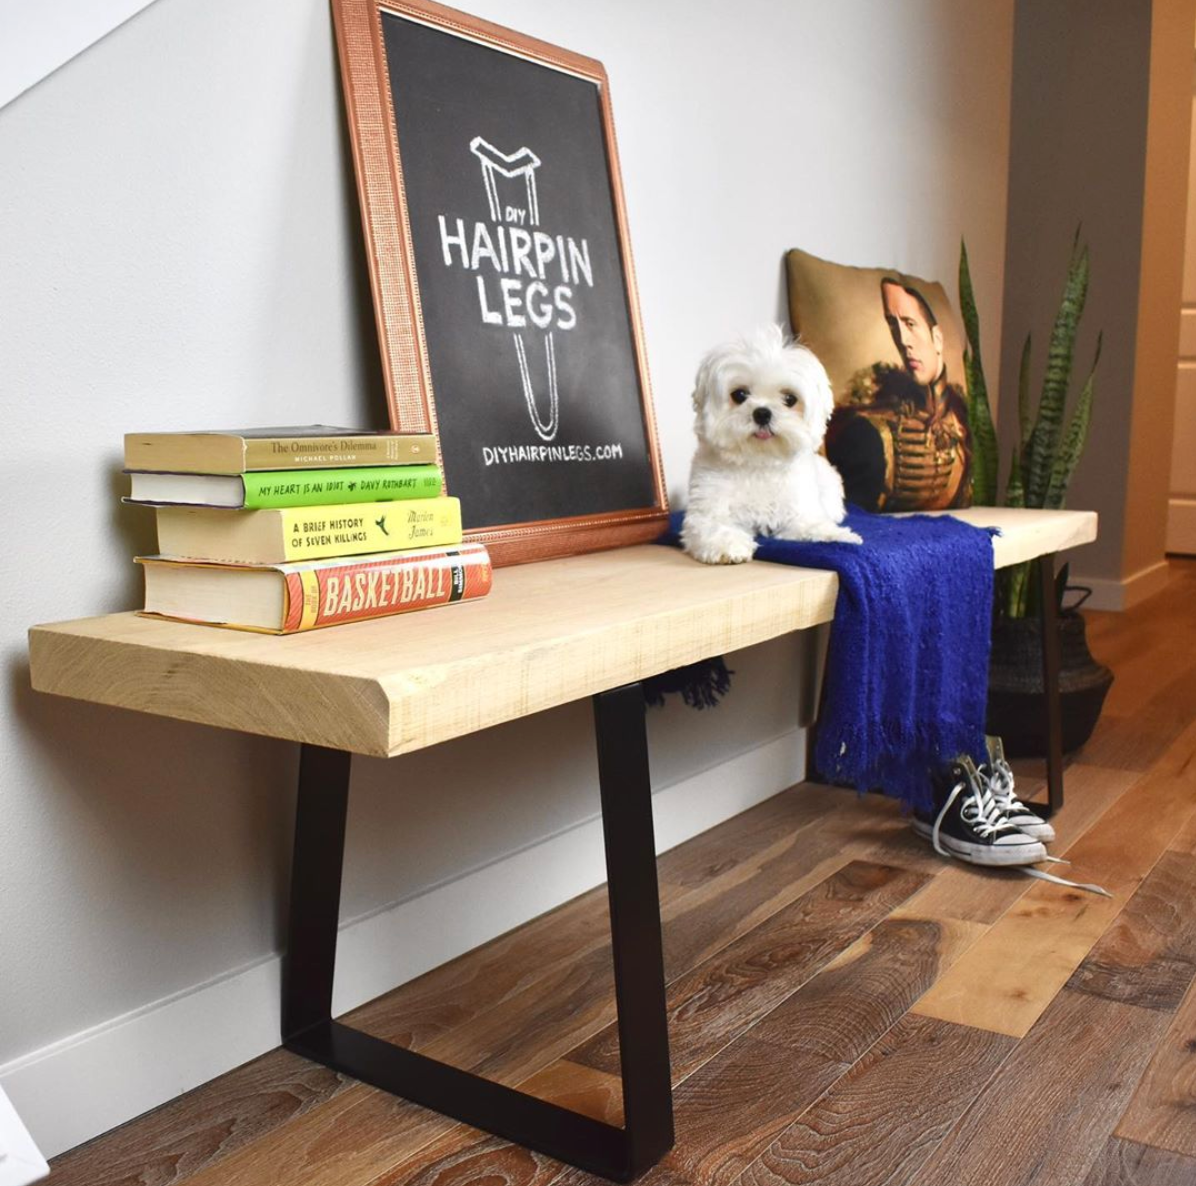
[
  {"left": 594, "top": 683, "right": 675, "bottom": 1174},
  {"left": 280, "top": 693, "right": 674, "bottom": 1182}
]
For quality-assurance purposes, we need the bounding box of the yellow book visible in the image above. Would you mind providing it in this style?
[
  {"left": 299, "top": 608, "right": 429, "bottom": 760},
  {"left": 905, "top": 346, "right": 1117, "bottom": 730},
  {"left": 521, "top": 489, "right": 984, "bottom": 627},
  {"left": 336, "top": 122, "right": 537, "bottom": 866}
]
[{"left": 155, "top": 498, "right": 462, "bottom": 564}]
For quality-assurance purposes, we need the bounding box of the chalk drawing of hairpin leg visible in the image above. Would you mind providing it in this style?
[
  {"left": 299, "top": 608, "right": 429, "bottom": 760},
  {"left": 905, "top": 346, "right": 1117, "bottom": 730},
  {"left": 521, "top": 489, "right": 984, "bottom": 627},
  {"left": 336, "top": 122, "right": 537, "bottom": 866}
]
[
  {"left": 469, "top": 137, "right": 542, "bottom": 225},
  {"left": 513, "top": 331, "right": 559, "bottom": 441}
]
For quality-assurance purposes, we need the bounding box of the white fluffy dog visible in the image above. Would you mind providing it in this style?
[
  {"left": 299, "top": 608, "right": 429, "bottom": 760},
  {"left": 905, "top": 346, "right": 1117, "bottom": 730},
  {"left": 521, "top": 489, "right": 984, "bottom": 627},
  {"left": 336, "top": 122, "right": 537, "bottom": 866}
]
[{"left": 681, "top": 324, "right": 861, "bottom": 565}]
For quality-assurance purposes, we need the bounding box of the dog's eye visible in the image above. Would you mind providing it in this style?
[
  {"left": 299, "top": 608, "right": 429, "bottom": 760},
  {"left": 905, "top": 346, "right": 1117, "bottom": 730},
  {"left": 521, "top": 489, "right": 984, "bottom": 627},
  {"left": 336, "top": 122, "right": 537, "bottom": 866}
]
[
  {"left": 782, "top": 392, "right": 800, "bottom": 408},
  {"left": 730, "top": 388, "right": 749, "bottom": 405}
]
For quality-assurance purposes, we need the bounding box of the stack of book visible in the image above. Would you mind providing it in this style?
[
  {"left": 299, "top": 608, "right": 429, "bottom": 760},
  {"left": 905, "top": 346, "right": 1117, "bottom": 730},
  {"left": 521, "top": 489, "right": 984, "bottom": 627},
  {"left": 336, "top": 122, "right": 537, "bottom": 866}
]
[{"left": 125, "top": 426, "right": 492, "bottom": 633}]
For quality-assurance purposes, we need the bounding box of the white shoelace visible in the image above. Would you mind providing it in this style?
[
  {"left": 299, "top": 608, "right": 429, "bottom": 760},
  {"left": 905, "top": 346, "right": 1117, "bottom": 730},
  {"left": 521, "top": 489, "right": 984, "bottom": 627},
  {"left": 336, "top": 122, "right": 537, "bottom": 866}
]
[
  {"left": 1018, "top": 864, "right": 1112, "bottom": 897},
  {"left": 931, "top": 766, "right": 1112, "bottom": 897},
  {"left": 930, "top": 775, "right": 1009, "bottom": 858},
  {"left": 986, "top": 758, "right": 1034, "bottom": 816},
  {"left": 986, "top": 759, "right": 1111, "bottom": 896}
]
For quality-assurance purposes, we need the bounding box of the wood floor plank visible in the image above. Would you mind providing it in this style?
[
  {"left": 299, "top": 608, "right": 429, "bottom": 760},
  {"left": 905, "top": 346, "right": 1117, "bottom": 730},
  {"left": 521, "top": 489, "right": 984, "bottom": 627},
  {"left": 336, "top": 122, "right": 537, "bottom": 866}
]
[
  {"left": 736, "top": 1015, "right": 1015, "bottom": 1186},
  {"left": 655, "top": 784, "right": 844, "bottom": 890},
  {"left": 1166, "top": 801, "right": 1196, "bottom": 857},
  {"left": 361, "top": 1062, "right": 622, "bottom": 1186},
  {"left": 174, "top": 1083, "right": 451, "bottom": 1186},
  {"left": 1081, "top": 1137, "right": 1196, "bottom": 1186},
  {"left": 748, "top": 915, "right": 979, "bottom": 1059},
  {"left": 914, "top": 723, "right": 1196, "bottom": 1038},
  {"left": 911, "top": 991, "right": 1173, "bottom": 1186},
  {"left": 570, "top": 861, "right": 927, "bottom": 1082},
  {"left": 46, "top": 1050, "right": 349, "bottom": 1186},
  {"left": 416, "top": 914, "right": 980, "bottom": 1186},
  {"left": 632, "top": 915, "right": 981, "bottom": 1186},
  {"left": 368, "top": 1134, "right": 565, "bottom": 1186},
  {"left": 654, "top": 799, "right": 880, "bottom": 983},
  {"left": 1082, "top": 565, "right": 1195, "bottom": 724},
  {"left": 1115, "top": 978, "right": 1196, "bottom": 1157},
  {"left": 1067, "top": 848, "right": 1196, "bottom": 1012},
  {"left": 1079, "top": 661, "right": 1196, "bottom": 774}
]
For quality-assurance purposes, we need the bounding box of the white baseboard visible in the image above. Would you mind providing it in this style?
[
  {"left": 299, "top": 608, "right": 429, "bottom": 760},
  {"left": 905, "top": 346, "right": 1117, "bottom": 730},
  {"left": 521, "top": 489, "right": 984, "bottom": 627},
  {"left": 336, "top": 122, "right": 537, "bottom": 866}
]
[
  {"left": 1166, "top": 498, "right": 1196, "bottom": 555},
  {"left": 0, "top": 727, "right": 805, "bottom": 1160},
  {"left": 1071, "top": 558, "right": 1173, "bottom": 611}
]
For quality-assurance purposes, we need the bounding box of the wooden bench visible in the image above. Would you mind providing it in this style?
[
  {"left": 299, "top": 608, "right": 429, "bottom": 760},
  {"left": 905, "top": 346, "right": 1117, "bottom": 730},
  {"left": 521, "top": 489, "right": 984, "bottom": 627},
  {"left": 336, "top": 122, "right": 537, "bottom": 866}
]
[{"left": 27, "top": 505, "right": 1096, "bottom": 1182}]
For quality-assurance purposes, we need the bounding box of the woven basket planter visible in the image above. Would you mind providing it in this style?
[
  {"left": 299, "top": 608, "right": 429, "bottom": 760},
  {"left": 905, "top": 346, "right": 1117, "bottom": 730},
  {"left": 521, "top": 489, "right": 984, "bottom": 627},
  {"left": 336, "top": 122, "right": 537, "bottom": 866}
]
[{"left": 986, "top": 609, "right": 1113, "bottom": 758}]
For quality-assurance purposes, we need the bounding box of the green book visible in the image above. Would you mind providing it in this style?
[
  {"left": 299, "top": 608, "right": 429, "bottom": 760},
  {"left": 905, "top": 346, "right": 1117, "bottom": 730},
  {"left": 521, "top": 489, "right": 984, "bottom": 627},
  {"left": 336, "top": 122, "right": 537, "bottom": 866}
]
[{"left": 126, "top": 464, "right": 443, "bottom": 509}]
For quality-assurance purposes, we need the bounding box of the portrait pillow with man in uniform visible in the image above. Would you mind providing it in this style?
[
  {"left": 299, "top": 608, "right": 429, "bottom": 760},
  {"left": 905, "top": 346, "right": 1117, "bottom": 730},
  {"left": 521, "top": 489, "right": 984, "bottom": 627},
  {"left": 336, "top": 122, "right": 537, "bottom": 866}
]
[{"left": 785, "top": 247, "right": 973, "bottom": 512}]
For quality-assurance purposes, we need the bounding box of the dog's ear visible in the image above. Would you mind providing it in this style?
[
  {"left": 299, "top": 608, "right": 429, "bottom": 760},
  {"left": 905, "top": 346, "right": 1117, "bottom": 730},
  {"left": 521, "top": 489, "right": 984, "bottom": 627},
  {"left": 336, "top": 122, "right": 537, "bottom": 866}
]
[
  {"left": 811, "top": 363, "right": 835, "bottom": 428},
  {"left": 692, "top": 352, "right": 716, "bottom": 411},
  {"left": 786, "top": 343, "right": 835, "bottom": 427}
]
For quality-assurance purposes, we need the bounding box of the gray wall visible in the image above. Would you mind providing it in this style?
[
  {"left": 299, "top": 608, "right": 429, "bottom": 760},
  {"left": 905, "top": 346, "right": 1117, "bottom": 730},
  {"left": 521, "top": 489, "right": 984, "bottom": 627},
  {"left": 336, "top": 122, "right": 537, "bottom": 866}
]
[
  {"left": 1000, "top": 0, "right": 1194, "bottom": 604},
  {"left": 0, "top": 0, "right": 1015, "bottom": 1156}
]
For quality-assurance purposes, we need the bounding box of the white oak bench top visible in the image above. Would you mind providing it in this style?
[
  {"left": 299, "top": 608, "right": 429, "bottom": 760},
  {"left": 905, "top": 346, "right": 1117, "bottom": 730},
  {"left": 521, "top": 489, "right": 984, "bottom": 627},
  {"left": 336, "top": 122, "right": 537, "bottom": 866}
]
[{"left": 28, "top": 507, "right": 1096, "bottom": 758}]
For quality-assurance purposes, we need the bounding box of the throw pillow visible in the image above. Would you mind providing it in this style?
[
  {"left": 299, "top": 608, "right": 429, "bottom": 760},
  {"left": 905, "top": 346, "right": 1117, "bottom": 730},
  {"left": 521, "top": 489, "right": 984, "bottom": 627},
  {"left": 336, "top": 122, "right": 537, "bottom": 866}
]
[{"left": 785, "top": 247, "right": 973, "bottom": 511}]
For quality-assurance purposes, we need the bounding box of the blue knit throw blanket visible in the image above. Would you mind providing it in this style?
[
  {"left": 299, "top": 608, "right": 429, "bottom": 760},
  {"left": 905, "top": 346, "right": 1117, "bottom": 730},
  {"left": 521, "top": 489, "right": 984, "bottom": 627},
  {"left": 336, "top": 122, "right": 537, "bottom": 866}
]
[{"left": 663, "top": 509, "right": 996, "bottom": 814}]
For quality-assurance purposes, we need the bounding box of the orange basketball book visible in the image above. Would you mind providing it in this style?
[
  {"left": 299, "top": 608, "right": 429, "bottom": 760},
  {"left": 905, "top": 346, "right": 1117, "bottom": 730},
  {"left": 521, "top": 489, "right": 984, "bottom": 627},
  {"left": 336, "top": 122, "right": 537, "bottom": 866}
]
[{"left": 138, "top": 542, "right": 492, "bottom": 633}]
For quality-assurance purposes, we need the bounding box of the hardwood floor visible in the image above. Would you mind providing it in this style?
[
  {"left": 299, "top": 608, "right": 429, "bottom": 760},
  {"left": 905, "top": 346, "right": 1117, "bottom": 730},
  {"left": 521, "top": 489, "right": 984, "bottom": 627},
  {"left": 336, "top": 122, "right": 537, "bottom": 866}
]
[{"left": 50, "top": 559, "right": 1196, "bottom": 1186}]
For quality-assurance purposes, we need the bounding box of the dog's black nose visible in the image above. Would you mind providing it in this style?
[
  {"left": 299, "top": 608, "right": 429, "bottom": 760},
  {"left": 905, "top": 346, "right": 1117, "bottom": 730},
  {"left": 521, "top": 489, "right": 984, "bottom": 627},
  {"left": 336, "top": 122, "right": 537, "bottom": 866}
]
[{"left": 752, "top": 406, "right": 772, "bottom": 426}]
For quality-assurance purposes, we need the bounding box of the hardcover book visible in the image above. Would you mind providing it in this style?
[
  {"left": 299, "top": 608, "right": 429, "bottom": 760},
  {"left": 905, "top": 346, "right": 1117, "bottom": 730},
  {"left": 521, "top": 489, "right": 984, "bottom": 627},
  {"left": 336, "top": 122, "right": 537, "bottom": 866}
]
[
  {"left": 126, "top": 463, "right": 442, "bottom": 509},
  {"left": 138, "top": 542, "right": 492, "bottom": 633},
  {"left": 124, "top": 426, "right": 437, "bottom": 475},
  {"left": 155, "top": 497, "right": 462, "bottom": 564}
]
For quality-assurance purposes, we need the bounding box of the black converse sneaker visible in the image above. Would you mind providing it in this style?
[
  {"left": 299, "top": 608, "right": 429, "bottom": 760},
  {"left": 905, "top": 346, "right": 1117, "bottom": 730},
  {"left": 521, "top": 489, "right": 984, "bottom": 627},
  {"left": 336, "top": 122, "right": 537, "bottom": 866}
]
[
  {"left": 982, "top": 735, "right": 1056, "bottom": 843},
  {"left": 911, "top": 756, "right": 1047, "bottom": 867}
]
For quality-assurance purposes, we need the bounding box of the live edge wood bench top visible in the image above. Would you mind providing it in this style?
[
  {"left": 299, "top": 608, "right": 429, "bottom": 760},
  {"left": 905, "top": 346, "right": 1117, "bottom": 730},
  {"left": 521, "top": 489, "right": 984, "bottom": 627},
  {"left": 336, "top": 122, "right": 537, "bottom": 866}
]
[{"left": 28, "top": 507, "right": 1096, "bottom": 759}]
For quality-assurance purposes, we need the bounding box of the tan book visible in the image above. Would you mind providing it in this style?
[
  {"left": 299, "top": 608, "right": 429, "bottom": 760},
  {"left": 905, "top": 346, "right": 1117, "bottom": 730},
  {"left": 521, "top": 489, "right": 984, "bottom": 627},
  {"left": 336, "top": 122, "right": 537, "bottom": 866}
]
[
  {"left": 155, "top": 498, "right": 462, "bottom": 565},
  {"left": 124, "top": 426, "right": 436, "bottom": 474},
  {"left": 138, "top": 542, "right": 492, "bottom": 633}
]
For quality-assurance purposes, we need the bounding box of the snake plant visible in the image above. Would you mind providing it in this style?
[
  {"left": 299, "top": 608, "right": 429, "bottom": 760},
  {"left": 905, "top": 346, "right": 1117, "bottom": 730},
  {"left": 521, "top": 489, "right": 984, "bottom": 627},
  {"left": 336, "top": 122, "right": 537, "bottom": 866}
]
[{"left": 959, "top": 231, "right": 1102, "bottom": 617}]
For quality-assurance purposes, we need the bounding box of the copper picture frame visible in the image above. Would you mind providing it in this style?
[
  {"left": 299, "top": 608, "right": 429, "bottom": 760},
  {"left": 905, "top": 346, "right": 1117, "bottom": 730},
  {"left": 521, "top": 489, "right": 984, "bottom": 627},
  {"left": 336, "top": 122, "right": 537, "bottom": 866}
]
[{"left": 332, "top": 0, "right": 668, "bottom": 565}]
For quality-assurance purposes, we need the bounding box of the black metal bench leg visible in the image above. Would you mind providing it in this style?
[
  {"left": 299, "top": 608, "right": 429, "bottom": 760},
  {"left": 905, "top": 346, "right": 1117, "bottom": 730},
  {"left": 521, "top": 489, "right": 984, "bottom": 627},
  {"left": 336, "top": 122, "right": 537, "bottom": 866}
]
[
  {"left": 282, "top": 744, "right": 351, "bottom": 1039},
  {"left": 1036, "top": 552, "right": 1065, "bottom": 815},
  {"left": 281, "top": 684, "right": 674, "bottom": 1183},
  {"left": 594, "top": 683, "right": 675, "bottom": 1173}
]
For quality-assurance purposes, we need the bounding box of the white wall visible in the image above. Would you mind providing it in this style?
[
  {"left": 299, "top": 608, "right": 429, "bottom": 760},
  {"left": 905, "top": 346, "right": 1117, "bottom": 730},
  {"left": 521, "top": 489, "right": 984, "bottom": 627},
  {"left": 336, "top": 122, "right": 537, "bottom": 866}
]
[
  {"left": 0, "top": 0, "right": 1014, "bottom": 1157},
  {"left": 0, "top": 0, "right": 162, "bottom": 109}
]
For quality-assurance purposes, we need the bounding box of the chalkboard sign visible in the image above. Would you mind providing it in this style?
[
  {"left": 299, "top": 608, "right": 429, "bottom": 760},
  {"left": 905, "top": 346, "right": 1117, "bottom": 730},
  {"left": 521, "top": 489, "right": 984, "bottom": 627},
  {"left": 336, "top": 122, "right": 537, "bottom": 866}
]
[{"left": 332, "top": 0, "right": 668, "bottom": 565}]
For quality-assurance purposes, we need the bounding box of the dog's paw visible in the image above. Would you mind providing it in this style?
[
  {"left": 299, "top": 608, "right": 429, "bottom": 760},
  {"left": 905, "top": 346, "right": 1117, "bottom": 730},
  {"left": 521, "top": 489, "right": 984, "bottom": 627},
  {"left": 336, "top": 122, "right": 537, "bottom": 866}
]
[
  {"left": 713, "top": 536, "right": 758, "bottom": 564},
  {"left": 776, "top": 521, "right": 862, "bottom": 545},
  {"left": 683, "top": 526, "right": 757, "bottom": 565}
]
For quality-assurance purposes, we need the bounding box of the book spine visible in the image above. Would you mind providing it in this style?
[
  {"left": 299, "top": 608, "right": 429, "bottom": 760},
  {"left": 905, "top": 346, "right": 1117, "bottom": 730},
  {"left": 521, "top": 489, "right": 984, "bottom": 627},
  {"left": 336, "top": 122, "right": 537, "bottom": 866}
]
[
  {"left": 241, "top": 465, "right": 442, "bottom": 509},
  {"left": 280, "top": 498, "right": 461, "bottom": 561},
  {"left": 243, "top": 436, "right": 436, "bottom": 470},
  {"left": 281, "top": 546, "right": 492, "bottom": 632}
]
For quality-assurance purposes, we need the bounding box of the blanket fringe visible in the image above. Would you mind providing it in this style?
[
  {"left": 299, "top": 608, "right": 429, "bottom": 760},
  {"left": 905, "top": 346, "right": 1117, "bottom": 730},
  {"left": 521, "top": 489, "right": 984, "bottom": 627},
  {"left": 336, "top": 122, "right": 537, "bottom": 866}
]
[{"left": 643, "top": 658, "right": 733, "bottom": 710}]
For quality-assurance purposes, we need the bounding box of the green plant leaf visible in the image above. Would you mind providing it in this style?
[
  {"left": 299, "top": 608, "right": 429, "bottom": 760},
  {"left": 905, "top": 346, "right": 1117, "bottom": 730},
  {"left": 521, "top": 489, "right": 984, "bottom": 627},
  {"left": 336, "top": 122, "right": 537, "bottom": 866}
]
[
  {"left": 1017, "top": 334, "right": 1033, "bottom": 451},
  {"left": 1024, "top": 238, "right": 1089, "bottom": 507},
  {"left": 959, "top": 239, "right": 982, "bottom": 359},
  {"left": 1044, "top": 332, "right": 1102, "bottom": 509},
  {"left": 1006, "top": 560, "right": 1031, "bottom": 617},
  {"left": 1005, "top": 447, "right": 1025, "bottom": 508},
  {"left": 959, "top": 239, "right": 998, "bottom": 504},
  {"left": 964, "top": 348, "right": 998, "bottom": 505}
]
